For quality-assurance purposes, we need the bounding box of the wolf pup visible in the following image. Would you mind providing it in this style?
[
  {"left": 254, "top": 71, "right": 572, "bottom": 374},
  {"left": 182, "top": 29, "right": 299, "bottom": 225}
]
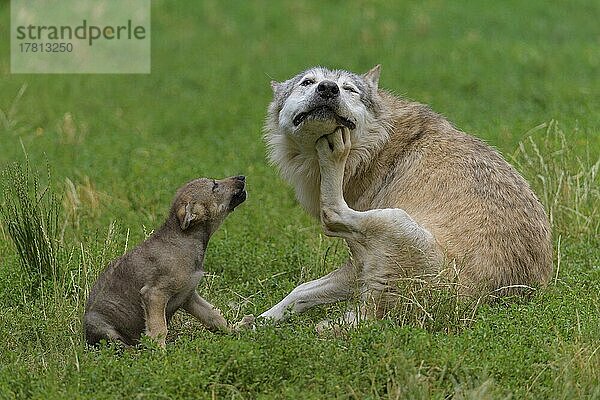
[
  {"left": 84, "top": 176, "right": 247, "bottom": 347},
  {"left": 259, "top": 65, "right": 552, "bottom": 327}
]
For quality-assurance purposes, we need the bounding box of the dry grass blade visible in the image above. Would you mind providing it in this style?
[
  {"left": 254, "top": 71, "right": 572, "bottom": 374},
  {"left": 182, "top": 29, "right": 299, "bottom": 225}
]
[{"left": 0, "top": 83, "right": 28, "bottom": 134}]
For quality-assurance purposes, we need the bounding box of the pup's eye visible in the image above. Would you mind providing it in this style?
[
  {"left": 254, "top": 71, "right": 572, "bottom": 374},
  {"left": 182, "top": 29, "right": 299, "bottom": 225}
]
[
  {"left": 343, "top": 85, "right": 358, "bottom": 94},
  {"left": 212, "top": 180, "right": 218, "bottom": 192},
  {"left": 300, "top": 78, "right": 315, "bottom": 86}
]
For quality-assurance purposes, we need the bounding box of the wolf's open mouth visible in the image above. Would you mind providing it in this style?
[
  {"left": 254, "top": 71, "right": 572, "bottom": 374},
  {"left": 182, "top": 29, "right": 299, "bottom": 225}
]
[
  {"left": 293, "top": 106, "right": 356, "bottom": 129},
  {"left": 228, "top": 190, "right": 247, "bottom": 211}
]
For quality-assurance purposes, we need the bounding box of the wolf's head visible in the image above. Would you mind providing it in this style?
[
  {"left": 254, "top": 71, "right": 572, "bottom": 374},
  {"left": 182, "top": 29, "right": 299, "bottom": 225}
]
[
  {"left": 266, "top": 65, "right": 382, "bottom": 145},
  {"left": 264, "top": 65, "right": 391, "bottom": 218}
]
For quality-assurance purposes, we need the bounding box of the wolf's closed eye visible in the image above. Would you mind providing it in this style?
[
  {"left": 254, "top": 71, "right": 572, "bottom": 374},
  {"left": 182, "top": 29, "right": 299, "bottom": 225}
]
[{"left": 343, "top": 85, "right": 358, "bottom": 94}]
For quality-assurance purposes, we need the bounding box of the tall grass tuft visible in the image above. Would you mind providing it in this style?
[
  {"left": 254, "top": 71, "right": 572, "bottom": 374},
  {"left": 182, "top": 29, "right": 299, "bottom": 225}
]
[
  {"left": 387, "top": 269, "right": 481, "bottom": 334},
  {"left": 0, "top": 157, "right": 63, "bottom": 295},
  {"left": 511, "top": 120, "right": 599, "bottom": 240}
]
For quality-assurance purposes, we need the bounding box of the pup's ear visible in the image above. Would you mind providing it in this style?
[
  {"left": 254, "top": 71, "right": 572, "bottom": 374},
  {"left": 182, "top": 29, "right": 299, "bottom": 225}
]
[
  {"left": 270, "top": 80, "right": 281, "bottom": 92},
  {"left": 176, "top": 202, "right": 204, "bottom": 230},
  {"left": 362, "top": 65, "right": 381, "bottom": 88}
]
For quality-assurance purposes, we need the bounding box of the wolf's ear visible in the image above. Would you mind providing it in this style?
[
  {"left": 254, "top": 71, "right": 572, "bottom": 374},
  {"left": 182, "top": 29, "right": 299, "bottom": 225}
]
[
  {"left": 362, "top": 65, "right": 381, "bottom": 88},
  {"left": 270, "top": 80, "right": 281, "bottom": 92},
  {"left": 176, "top": 202, "right": 204, "bottom": 230}
]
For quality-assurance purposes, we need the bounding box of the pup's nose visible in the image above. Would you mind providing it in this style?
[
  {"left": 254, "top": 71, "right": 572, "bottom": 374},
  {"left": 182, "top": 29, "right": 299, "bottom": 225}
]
[
  {"left": 317, "top": 81, "right": 339, "bottom": 99},
  {"left": 234, "top": 175, "right": 245, "bottom": 182}
]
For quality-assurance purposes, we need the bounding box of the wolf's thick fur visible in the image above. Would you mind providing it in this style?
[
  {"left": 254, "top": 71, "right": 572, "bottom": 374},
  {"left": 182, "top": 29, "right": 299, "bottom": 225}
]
[{"left": 260, "top": 65, "right": 552, "bottom": 324}]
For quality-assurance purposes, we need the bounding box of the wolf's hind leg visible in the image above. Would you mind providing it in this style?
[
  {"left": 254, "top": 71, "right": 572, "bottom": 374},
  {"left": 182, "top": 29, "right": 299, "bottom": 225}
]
[
  {"left": 316, "top": 128, "right": 437, "bottom": 246},
  {"left": 316, "top": 129, "right": 442, "bottom": 321},
  {"left": 315, "top": 128, "right": 356, "bottom": 239}
]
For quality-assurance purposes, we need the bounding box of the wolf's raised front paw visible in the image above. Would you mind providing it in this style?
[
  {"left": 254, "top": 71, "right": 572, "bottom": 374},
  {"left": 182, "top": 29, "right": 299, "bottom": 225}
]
[{"left": 316, "top": 127, "right": 351, "bottom": 167}]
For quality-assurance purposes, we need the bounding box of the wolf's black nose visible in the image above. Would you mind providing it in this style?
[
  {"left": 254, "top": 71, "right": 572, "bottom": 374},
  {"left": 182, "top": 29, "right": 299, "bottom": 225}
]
[
  {"left": 317, "top": 81, "right": 339, "bottom": 99},
  {"left": 234, "top": 175, "right": 246, "bottom": 182}
]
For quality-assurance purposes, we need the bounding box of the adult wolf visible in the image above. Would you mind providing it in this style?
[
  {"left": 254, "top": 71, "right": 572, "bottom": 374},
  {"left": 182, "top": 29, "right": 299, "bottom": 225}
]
[{"left": 260, "top": 65, "right": 552, "bottom": 326}]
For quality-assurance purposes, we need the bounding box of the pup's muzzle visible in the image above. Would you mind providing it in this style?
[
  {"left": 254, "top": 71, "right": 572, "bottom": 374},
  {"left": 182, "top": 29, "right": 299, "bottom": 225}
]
[{"left": 228, "top": 175, "right": 247, "bottom": 211}]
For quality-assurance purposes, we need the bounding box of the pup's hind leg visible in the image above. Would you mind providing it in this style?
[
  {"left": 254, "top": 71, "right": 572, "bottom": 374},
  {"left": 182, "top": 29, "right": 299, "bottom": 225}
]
[
  {"left": 140, "top": 286, "right": 169, "bottom": 348},
  {"left": 84, "top": 311, "right": 128, "bottom": 346},
  {"left": 183, "top": 292, "right": 229, "bottom": 332},
  {"left": 316, "top": 128, "right": 442, "bottom": 324}
]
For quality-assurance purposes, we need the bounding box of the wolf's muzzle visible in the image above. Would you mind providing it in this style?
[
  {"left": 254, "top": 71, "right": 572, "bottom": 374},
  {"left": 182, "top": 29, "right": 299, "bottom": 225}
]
[{"left": 317, "top": 80, "right": 339, "bottom": 99}]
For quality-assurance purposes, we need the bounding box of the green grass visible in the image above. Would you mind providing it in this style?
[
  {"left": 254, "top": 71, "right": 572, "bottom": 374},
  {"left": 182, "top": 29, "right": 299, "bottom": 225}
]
[{"left": 1, "top": 0, "right": 599, "bottom": 398}]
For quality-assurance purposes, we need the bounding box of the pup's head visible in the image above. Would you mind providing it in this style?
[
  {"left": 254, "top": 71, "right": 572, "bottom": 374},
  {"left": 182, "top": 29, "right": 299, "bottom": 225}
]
[
  {"left": 266, "top": 65, "right": 382, "bottom": 144},
  {"left": 171, "top": 176, "right": 247, "bottom": 233}
]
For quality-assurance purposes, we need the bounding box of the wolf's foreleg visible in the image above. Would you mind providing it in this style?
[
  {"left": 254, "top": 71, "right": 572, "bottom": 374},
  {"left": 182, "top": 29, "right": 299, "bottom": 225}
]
[{"left": 258, "top": 261, "right": 357, "bottom": 321}]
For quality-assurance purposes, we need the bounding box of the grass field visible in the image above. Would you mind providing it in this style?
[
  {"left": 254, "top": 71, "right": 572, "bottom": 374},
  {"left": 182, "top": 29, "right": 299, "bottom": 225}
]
[{"left": 1, "top": 1, "right": 599, "bottom": 398}]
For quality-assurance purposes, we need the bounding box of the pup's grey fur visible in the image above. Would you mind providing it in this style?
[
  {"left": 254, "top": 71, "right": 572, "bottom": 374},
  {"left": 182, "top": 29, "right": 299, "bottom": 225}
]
[
  {"left": 84, "top": 176, "right": 246, "bottom": 347},
  {"left": 259, "top": 65, "right": 552, "bottom": 326}
]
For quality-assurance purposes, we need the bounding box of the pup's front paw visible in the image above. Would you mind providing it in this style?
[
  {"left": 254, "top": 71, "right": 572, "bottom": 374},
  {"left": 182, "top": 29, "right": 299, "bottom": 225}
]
[
  {"left": 141, "top": 333, "right": 167, "bottom": 350},
  {"left": 316, "top": 127, "right": 351, "bottom": 168},
  {"left": 233, "top": 314, "right": 256, "bottom": 331}
]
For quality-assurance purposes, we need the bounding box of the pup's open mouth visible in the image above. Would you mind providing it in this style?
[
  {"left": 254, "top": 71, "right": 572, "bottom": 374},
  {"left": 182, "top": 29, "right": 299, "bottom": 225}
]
[
  {"left": 228, "top": 189, "right": 247, "bottom": 211},
  {"left": 293, "top": 106, "right": 356, "bottom": 129}
]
